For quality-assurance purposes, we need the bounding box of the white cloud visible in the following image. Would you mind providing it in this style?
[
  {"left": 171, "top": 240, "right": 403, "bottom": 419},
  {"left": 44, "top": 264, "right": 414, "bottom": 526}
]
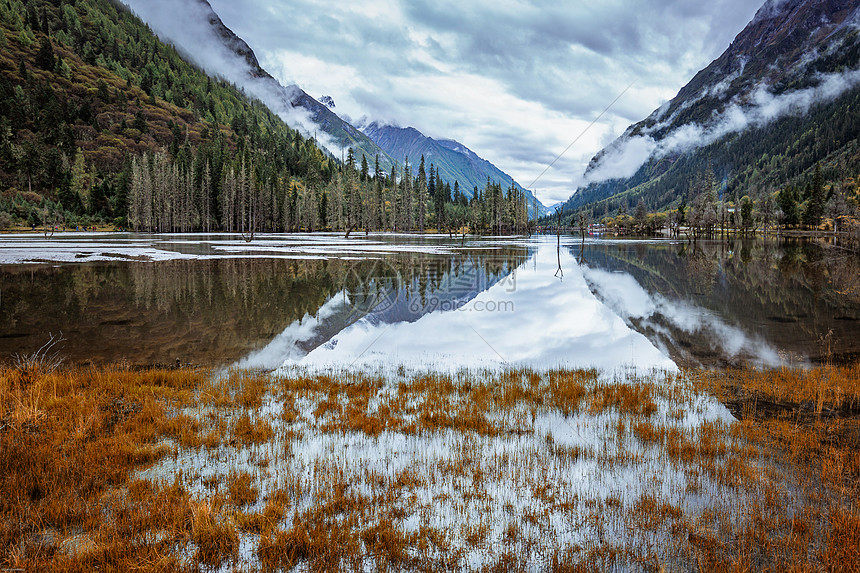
[
  {"left": 117, "top": 0, "right": 777, "bottom": 204},
  {"left": 581, "top": 67, "right": 860, "bottom": 186},
  {"left": 578, "top": 136, "right": 657, "bottom": 187},
  {"left": 197, "top": 0, "right": 762, "bottom": 205},
  {"left": 120, "top": 0, "right": 339, "bottom": 152}
]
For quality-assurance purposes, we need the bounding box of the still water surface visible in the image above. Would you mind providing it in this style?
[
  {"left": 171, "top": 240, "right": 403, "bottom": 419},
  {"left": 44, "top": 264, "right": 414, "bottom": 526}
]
[{"left": 0, "top": 233, "right": 857, "bottom": 369}]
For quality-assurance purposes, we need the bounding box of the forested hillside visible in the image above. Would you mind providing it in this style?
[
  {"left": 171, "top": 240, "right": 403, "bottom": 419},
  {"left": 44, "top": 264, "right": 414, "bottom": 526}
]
[
  {"left": 0, "top": 0, "right": 336, "bottom": 230},
  {"left": 556, "top": 0, "right": 860, "bottom": 235},
  {"left": 562, "top": 85, "right": 860, "bottom": 223},
  {"left": 0, "top": 0, "right": 531, "bottom": 234},
  {"left": 361, "top": 122, "right": 549, "bottom": 218}
]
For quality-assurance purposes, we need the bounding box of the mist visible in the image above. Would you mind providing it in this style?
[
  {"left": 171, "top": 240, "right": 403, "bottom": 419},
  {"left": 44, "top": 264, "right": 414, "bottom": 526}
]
[
  {"left": 581, "top": 266, "right": 782, "bottom": 367},
  {"left": 120, "top": 0, "right": 336, "bottom": 152},
  {"left": 579, "top": 65, "right": 860, "bottom": 188}
]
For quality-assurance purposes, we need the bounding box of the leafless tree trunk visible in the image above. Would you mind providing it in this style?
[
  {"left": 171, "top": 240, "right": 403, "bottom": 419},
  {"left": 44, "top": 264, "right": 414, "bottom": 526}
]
[{"left": 555, "top": 235, "right": 564, "bottom": 279}]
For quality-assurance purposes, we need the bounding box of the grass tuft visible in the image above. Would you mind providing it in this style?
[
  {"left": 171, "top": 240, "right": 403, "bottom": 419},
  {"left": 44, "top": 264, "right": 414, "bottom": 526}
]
[{"left": 3, "top": 362, "right": 860, "bottom": 571}]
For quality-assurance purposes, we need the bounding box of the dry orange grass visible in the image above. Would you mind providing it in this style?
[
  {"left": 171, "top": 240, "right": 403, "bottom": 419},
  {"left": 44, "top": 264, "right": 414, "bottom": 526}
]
[
  {"left": 696, "top": 363, "right": 860, "bottom": 417},
  {"left": 226, "top": 470, "right": 259, "bottom": 508},
  {"left": 3, "top": 360, "right": 860, "bottom": 572},
  {"left": 231, "top": 411, "right": 274, "bottom": 445},
  {"left": 684, "top": 365, "right": 860, "bottom": 571},
  {"left": 0, "top": 363, "right": 277, "bottom": 572}
]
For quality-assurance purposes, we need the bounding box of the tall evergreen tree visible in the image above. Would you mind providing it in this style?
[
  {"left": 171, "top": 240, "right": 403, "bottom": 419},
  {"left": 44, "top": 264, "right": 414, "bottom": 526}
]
[
  {"left": 35, "top": 36, "right": 55, "bottom": 71},
  {"left": 417, "top": 155, "right": 427, "bottom": 232},
  {"left": 804, "top": 163, "right": 826, "bottom": 227}
]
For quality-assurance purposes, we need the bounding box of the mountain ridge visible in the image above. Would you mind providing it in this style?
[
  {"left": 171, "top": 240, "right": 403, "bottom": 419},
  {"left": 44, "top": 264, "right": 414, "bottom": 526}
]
[
  {"left": 561, "top": 0, "right": 860, "bottom": 218},
  {"left": 133, "top": 0, "right": 546, "bottom": 216},
  {"left": 122, "top": 0, "right": 396, "bottom": 171},
  {"left": 362, "top": 121, "right": 549, "bottom": 217}
]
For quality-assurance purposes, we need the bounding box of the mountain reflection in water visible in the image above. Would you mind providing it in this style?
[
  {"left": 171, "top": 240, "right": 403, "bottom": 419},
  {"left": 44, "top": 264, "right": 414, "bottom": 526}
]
[
  {"left": 275, "top": 241, "right": 675, "bottom": 372},
  {"left": 576, "top": 238, "right": 860, "bottom": 367},
  {"left": 0, "top": 235, "right": 857, "bottom": 369}
]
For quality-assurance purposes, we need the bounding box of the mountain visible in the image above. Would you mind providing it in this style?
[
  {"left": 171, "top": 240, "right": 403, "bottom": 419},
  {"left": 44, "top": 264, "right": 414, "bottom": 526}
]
[
  {"left": 171, "top": 0, "right": 549, "bottom": 217},
  {"left": 0, "top": 0, "right": 339, "bottom": 228},
  {"left": 561, "top": 0, "right": 860, "bottom": 217},
  {"left": 125, "top": 0, "right": 547, "bottom": 217},
  {"left": 121, "top": 0, "right": 395, "bottom": 171},
  {"left": 362, "top": 122, "right": 550, "bottom": 217},
  {"left": 293, "top": 90, "right": 393, "bottom": 168},
  {"left": 0, "top": 0, "right": 536, "bottom": 235}
]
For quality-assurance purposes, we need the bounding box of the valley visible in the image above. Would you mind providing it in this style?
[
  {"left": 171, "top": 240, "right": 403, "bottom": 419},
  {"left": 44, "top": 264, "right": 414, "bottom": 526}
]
[{"left": 1, "top": 0, "right": 859, "bottom": 571}]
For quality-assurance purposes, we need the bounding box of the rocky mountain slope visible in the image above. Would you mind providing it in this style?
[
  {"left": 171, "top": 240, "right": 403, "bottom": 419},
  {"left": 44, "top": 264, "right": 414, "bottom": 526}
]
[
  {"left": 122, "top": 0, "right": 395, "bottom": 171},
  {"left": 561, "top": 0, "right": 860, "bottom": 216}
]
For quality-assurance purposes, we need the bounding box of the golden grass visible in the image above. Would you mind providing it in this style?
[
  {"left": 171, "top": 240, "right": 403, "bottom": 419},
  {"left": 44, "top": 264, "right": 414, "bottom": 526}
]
[
  {"left": 231, "top": 411, "right": 274, "bottom": 445},
  {"left": 2, "top": 361, "right": 860, "bottom": 571},
  {"left": 0, "top": 363, "right": 266, "bottom": 571},
  {"left": 189, "top": 499, "right": 239, "bottom": 567}
]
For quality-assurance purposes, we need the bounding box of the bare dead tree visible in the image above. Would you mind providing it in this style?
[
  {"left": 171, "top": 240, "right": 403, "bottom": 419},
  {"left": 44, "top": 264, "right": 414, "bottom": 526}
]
[
  {"left": 240, "top": 196, "right": 256, "bottom": 243},
  {"left": 556, "top": 207, "right": 563, "bottom": 238},
  {"left": 41, "top": 204, "right": 61, "bottom": 239},
  {"left": 14, "top": 332, "right": 65, "bottom": 385},
  {"left": 577, "top": 210, "right": 589, "bottom": 242},
  {"left": 555, "top": 235, "right": 564, "bottom": 279},
  {"left": 240, "top": 166, "right": 257, "bottom": 243}
]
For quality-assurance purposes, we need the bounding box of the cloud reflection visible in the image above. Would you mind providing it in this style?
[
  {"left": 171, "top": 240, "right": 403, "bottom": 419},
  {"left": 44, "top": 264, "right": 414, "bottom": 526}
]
[
  {"left": 580, "top": 264, "right": 782, "bottom": 367},
  {"left": 284, "top": 241, "right": 676, "bottom": 372}
]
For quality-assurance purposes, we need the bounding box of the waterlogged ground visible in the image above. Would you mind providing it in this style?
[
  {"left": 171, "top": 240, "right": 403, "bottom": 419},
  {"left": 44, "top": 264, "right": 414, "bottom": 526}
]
[
  {"left": 134, "top": 369, "right": 732, "bottom": 570},
  {"left": 2, "top": 233, "right": 859, "bottom": 571},
  {"left": 124, "top": 366, "right": 852, "bottom": 571}
]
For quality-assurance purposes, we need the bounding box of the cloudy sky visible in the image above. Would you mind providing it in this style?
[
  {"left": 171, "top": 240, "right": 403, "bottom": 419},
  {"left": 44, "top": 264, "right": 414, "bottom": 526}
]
[{"left": 195, "top": 0, "right": 762, "bottom": 205}]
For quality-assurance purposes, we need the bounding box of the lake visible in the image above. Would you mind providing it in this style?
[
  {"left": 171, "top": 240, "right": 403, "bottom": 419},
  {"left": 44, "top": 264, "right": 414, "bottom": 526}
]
[{"left": 1, "top": 233, "right": 858, "bottom": 369}]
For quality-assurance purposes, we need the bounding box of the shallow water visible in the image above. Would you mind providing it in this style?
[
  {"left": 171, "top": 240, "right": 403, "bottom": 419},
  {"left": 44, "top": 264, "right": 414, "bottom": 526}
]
[
  {"left": 0, "top": 233, "right": 857, "bottom": 368},
  {"left": 578, "top": 238, "right": 860, "bottom": 366}
]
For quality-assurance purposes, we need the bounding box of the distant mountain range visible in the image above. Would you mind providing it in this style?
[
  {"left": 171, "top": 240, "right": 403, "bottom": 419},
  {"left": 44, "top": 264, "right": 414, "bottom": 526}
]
[
  {"left": 125, "top": 0, "right": 396, "bottom": 171},
  {"left": 131, "top": 0, "right": 547, "bottom": 215},
  {"left": 560, "top": 0, "right": 860, "bottom": 216},
  {"left": 361, "top": 122, "right": 550, "bottom": 217}
]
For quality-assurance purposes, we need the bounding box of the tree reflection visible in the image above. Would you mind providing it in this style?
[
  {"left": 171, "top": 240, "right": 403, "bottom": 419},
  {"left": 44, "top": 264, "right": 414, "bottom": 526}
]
[
  {"left": 578, "top": 238, "right": 860, "bottom": 365},
  {"left": 555, "top": 236, "right": 564, "bottom": 279},
  {"left": 0, "top": 247, "right": 529, "bottom": 366}
]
